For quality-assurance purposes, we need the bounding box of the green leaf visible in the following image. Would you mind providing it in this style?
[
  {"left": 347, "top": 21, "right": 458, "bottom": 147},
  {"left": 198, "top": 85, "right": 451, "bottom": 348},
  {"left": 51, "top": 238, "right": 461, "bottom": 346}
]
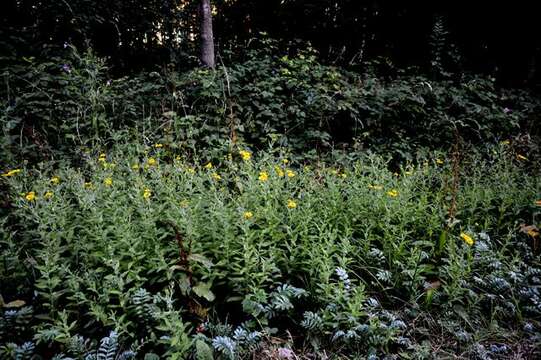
[
  {"left": 195, "top": 340, "right": 214, "bottom": 360},
  {"left": 192, "top": 282, "right": 215, "bottom": 302},
  {"left": 144, "top": 353, "right": 161, "bottom": 360},
  {"left": 437, "top": 229, "right": 447, "bottom": 256},
  {"left": 4, "top": 300, "right": 26, "bottom": 308},
  {"left": 188, "top": 254, "right": 214, "bottom": 269}
]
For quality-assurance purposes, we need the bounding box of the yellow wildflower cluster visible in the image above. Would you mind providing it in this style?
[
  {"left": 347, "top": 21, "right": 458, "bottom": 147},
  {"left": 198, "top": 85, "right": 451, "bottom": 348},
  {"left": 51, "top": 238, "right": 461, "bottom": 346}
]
[
  {"left": 259, "top": 171, "right": 269, "bottom": 182},
  {"left": 25, "top": 191, "right": 36, "bottom": 201},
  {"left": 204, "top": 162, "right": 213, "bottom": 169},
  {"left": 460, "top": 232, "right": 474, "bottom": 246},
  {"left": 211, "top": 173, "right": 222, "bottom": 181},
  {"left": 22, "top": 190, "right": 55, "bottom": 201},
  {"left": 239, "top": 150, "right": 252, "bottom": 161},
  {"left": 98, "top": 153, "right": 106, "bottom": 162},
  {"left": 147, "top": 158, "right": 157, "bottom": 167},
  {"left": 143, "top": 188, "right": 152, "bottom": 199},
  {"left": 387, "top": 189, "right": 399, "bottom": 197},
  {"left": 243, "top": 211, "right": 254, "bottom": 220},
  {"left": 51, "top": 176, "right": 60, "bottom": 185},
  {"left": 287, "top": 199, "right": 297, "bottom": 209},
  {"left": 104, "top": 178, "right": 113, "bottom": 187}
]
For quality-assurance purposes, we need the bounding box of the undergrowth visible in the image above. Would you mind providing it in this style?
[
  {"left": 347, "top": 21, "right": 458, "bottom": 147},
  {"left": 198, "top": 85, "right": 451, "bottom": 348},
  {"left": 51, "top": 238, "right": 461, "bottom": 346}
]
[{"left": 1, "top": 141, "right": 540, "bottom": 359}]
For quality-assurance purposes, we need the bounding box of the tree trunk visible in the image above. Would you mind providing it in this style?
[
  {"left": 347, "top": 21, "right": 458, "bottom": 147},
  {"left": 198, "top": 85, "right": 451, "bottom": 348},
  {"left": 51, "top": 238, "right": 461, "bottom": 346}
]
[{"left": 200, "top": 0, "right": 215, "bottom": 68}]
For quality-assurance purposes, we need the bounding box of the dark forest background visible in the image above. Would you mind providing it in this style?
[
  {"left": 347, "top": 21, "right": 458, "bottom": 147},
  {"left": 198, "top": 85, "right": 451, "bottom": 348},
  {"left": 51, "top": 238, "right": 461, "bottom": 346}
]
[
  {"left": 3, "top": 1, "right": 540, "bottom": 87},
  {"left": 1, "top": 1, "right": 540, "bottom": 164}
]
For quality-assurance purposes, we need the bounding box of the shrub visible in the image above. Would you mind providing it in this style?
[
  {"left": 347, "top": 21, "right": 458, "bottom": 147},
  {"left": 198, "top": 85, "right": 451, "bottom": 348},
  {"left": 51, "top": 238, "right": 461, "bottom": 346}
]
[{"left": 2, "top": 43, "right": 540, "bottom": 165}]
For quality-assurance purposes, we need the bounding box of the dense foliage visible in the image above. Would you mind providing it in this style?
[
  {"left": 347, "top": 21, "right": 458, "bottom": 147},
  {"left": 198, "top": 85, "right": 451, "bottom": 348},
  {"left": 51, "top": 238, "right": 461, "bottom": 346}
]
[
  {"left": 2, "top": 44, "right": 540, "bottom": 165},
  {"left": 1, "top": 143, "right": 540, "bottom": 358},
  {"left": 1, "top": 2, "right": 540, "bottom": 359}
]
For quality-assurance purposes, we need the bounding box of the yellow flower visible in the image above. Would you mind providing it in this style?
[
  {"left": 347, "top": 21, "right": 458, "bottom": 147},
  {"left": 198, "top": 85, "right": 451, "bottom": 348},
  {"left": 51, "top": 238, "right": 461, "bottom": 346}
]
[
  {"left": 185, "top": 167, "right": 196, "bottom": 174},
  {"left": 84, "top": 182, "right": 93, "bottom": 189},
  {"left": 204, "top": 162, "right": 213, "bottom": 169},
  {"left": 286, "top": 169, "right": 296, "bottom": 178},
  {"left": 436, "top": 158, "right": 444, "bottom": 165},
  {"left": 154, "top": 143, "right": 163, "bottom": 148},
  {"left": 143, "top": 188, "right": 152, "bottom": 199},
  {"left": 211, "top": 172, "right": 222, "bottom": 181},
  {"left": 387, "top": 189, "right": 399, "bottom": 197},
  {"left": 131, "top": 163, "right": 140, "bottom": 170},
  {"left": 286, "top": 199, "right": 297, "bottom": 209},
  {"left": 44, "top": 191, "right": 54, "bottom": 199},
  {"left": 104, "top": 178, "right": 113, "bottom": 187},
  {"left": 25, "top": 191, "right": 36, "bottom": 201},
  {"left": 274, "top": 166, "right": 285, "bottom": 178},
  {"left": 368, "top": 184, "right": 383, "bottom": 190},
  {"left": 460, "top": 232, "right": 474, "bottom": 246},
  {"left": 259, "top": 171, "right": 269, "bottom": 182},
  {"left": 243, "top": 211, "right": 254, "bottom": 220},
  {"left": 239, "top": 150, "right": 252, "bottom": 161},
  {"left": 340, "top": 173, "right": 347, "bottom": 178},
  {"left": 282, "top": 158, "right": 289, "bottom": 164},
  {"left": 98, "top": 153, "right": 106, "bottom": 162},
  {"left": 501, "top": 140, "right": 510, "bottom": 145},
  {"left": 50, "top": 176, "right": 60, "bottom": 184},
  {"left": 2, "top": 169, "right": 22, "bottom": 177},
  {"left": 517, "top": 154, "right": 528, "bottom": 161},
  {"left": 147, "top": 158, "right": 157, "bottom": 166}
]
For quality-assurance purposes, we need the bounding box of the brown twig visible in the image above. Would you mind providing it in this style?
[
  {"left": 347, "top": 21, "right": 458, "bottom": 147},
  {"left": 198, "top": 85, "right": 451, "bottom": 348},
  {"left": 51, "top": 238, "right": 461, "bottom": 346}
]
[
  {"left": 447, "top": 129, "right": 462, "bottom": 224},
  {"left": 164, "top": 220, "right": 193, "bottom": 286}
]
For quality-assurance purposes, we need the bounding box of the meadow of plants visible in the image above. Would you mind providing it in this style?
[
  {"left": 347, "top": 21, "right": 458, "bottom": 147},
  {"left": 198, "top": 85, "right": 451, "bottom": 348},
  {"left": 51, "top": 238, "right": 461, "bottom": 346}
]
[
  {"left": 1, "top": 137, "right": 541, "bottom": 359},
  {"left": 1, "top": 27, "right": 541, "bottom": 360}
]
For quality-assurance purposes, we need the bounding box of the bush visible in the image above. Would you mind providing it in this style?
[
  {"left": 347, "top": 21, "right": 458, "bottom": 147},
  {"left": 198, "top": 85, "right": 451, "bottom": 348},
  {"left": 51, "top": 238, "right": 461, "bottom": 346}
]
[{"left": 2, "top": 43, "right": 540, "bottom": 165}]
